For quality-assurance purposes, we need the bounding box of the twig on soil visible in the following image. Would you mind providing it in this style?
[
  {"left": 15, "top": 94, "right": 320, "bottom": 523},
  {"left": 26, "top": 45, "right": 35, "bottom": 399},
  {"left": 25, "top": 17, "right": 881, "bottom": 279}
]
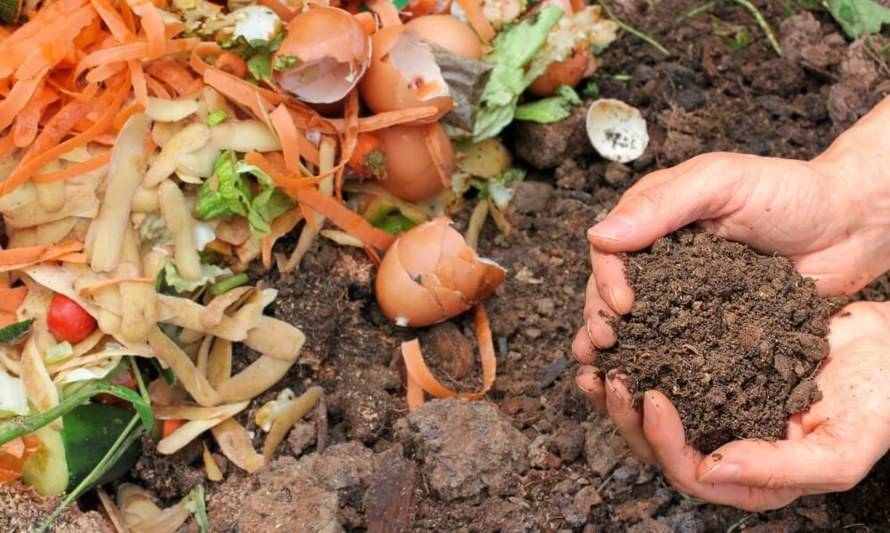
[
  {"left": 675, "top": 1, "right": 716, "bottom": 22},
  {"left": 316, "top": 394, "right": 328, "bottom": 453},
  {"left": 726, "top": 514, "right": 754, "bottom": 533},
  {"left": 731, "top": 0, "right": 783, "bottom": 56},
  {"left": 597, "top": 1, "right": 671, "bottom": 57}
]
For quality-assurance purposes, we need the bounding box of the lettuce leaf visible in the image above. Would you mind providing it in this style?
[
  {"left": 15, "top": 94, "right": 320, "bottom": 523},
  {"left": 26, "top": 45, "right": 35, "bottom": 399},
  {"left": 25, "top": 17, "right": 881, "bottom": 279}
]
[
  {"left": 472, "top": 6, "right": 564, "bottom": 141},
  {"left": 195, "top": 152, "right": 294, "bottom": 236},
  {"left": 514, "top": 85, "right": 581, "bottom": 123}
]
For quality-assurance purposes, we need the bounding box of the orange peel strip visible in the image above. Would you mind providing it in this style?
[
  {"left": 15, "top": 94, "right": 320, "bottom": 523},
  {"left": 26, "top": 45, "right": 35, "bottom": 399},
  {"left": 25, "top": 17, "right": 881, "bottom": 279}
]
[{"left": 401, "top": 304, "right": 497, "bottom": 410}]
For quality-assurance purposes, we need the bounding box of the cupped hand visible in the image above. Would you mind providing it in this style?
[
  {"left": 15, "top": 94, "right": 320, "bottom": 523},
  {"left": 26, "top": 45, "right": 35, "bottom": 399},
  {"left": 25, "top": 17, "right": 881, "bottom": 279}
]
[
  {"left": 578, "top": 301, "right": 890, "bottom": 511},
  {"left": 573, "top": 147, "right": 890, "bottom": 366}
]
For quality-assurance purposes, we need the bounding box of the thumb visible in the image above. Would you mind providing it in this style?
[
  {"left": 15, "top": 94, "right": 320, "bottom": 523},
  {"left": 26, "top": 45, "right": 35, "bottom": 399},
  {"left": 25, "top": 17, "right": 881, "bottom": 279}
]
[
  {"left": 587, "top": 154, "right": 742, "bottom": 253},
  {"left": 695, "top": 429, "right": 867, "bottom": 492}
]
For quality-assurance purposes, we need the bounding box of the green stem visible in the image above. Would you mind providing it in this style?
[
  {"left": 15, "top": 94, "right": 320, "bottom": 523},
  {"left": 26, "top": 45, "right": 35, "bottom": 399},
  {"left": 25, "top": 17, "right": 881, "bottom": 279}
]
[
  {"left": 37, "top": 416, "right": 145, "bottom": 533},
  {"left": 129, "top": 357, "right": 151, "bottom": 403},
  {"left": 598, "top": 0, "right": 671, "bottom": 57},
  {"left": 731, "top": 0, "right": 782, "bottom": 56},
  {"left": 675, "top": 1, "right": 716, "bottom": 22},
  {"left": 0, "top": 382, "right": 152, "bottom": 445},
  {"left": 211, "top": 273, "right": 249, "bottom": 296}
]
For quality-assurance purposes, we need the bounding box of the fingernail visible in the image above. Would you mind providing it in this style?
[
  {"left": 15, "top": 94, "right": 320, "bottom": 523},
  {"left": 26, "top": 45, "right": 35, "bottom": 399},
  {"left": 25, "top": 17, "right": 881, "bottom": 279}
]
[
  {"left": 643, "top": 392, "right": 659, "bottom": 427},
  {"left": 575, "top": 371, "right": 601, "bottom": 393},
  {"left": 585, "top": 320, "right": 595, "bottom": 344},
  {"left": 606, "top": 376, "right": 627, "bottom": 408},
  {"left": 606, "top": 287, "right": 619, "bottom": 311},
  {"left": 589, "top": 217, "right": 633, "bottom": 242},
  {"left": 698, "top": 461, "right": 741, "bottom": 484}
]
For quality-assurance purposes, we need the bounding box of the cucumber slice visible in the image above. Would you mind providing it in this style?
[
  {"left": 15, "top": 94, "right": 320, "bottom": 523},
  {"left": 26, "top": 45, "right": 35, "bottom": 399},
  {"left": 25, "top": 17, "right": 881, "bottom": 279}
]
[
  {"left": 0, "top": 0, "right": 22, "bottom": 24},
  {"left": 21, "top": 425, "right": 69, "bottom": 497},
  {"left": 62, "top": 404, "right": 141, "bottom": 491}
]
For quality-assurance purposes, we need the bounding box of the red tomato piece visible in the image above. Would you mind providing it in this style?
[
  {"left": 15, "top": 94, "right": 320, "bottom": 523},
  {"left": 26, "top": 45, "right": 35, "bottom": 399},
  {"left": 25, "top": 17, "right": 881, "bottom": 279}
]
[{"left": 47, "top": 293, "right": 97, "bottom": 344}]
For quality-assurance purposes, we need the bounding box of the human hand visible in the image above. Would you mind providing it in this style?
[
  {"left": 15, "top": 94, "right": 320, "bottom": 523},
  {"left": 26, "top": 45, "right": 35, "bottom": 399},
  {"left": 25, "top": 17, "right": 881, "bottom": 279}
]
[
  {"left": 573, "top": 97, "right": 890, "bottom": 365},
  {"left": 577, "top": 301, "right": 890, "bottom": 511}
]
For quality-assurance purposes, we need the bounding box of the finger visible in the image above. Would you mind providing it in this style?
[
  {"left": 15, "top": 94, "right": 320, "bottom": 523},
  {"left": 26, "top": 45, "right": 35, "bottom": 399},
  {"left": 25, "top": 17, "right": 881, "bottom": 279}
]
[
  {"left": 582, "top": 274, "right": 618, "bottom": 349},
  {"left": 642, "top": 391, "right": 801, "bottom": 511},
  {"left": 605, "top": 375, "right": 655, "bottom": 463},
  {"left": 696, "top": 425, "right": 877, "bottom": 492},
  {"left": 592, "top": 248, "right": 634, "bottom": 315},
  {"left": 572, "top": 326, "right": 597, "bottom": 365},
  {"left": 576, "top": 366, "right": 606, "bottom": 411},
  {"left": 587, "top": 153, "right": 743, "bottom": 253}
]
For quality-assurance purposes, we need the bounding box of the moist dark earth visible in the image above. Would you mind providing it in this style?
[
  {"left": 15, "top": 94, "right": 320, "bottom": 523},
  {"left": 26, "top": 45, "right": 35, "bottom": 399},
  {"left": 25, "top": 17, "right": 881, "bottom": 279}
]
[
  {"left": 11, "top": 1, "right": 890, "bottom": 532},
  {"left": 598, "top": 229, "right": 841, "bottom": 453}
]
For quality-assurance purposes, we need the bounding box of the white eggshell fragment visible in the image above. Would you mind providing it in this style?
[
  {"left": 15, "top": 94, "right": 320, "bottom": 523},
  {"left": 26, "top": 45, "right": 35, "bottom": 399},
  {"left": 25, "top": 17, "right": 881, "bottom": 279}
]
[{"left": 585, "top": 98, "right": 649, "bottom": 163}]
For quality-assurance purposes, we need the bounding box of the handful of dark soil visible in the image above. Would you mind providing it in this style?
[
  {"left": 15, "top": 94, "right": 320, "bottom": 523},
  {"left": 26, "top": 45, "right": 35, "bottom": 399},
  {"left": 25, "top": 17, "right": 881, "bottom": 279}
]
[{"left": 599, "top": 229, "right": 843, "bottom": 453}]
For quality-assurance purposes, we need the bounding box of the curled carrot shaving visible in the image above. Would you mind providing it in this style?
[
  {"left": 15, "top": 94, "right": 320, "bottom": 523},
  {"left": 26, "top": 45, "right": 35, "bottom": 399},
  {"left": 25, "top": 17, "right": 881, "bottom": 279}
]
[
  {"left": 145, "top": 74, "right": 172, "bottom": 98},
  {"left": 270, "top": 105, "right": 302, "bottom": 174},
  {"left": 32, "top": 153, "right": 112, "bottom": 183},
  {"left": 455, "top": 0, "right": 495, "bottom": 43},
  {"left": 203, "top": 67, "right": 281, "bottom": 121},
  {"left": 0, "top": 134, "right": 14, "bottom": 160},
  {"left": 215, "top": 52, "right": 248, "bottom": 79},
  {"left": 0, "top": 241, "right": 85, "bottom": 272},
  {"left": 329, "top": 106, "right": 441, "bottom": 132},
  {"left": 129, "top": 60, "right": 148, "bottom": 104},
  {"left": 0, "top": 435, "right": 41, "bottom": 484},
  {"left": 424, "top": 122, "right": 452, "bottom": 188},
  {"left": 112, "top": 103, "right": 146, "bottom": 131},
  {"left": 91, "top": 0, "right": 134, "bottom": 41},
  {"left": 0, "top": 72, "right": 47, "bottom": 132},
  {"left": 0, "top": 287, "right": 28, "bottom": 313},
  {"left": 146, "top": 58, "right": 199, "bottom": 96},
  {"left": 129, "top": 0, "right": 167, "bottom": 59},
  {"left": 402, "top": 304, "right": 496, "bottom": 410},
  {"left": 12, "top": 86, "right": 58, "bottom": 148}
]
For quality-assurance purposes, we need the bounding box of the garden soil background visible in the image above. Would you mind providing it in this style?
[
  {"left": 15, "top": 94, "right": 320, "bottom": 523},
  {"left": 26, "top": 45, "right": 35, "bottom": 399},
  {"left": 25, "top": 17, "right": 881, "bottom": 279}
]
[{"left": 23, "top": 0, "right": 890, "bottom": 531}]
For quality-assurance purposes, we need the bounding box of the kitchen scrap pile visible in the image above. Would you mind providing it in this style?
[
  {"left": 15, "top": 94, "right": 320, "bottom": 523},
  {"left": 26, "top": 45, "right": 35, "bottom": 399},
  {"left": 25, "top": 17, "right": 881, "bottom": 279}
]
[{"left": 0, "top": 0, "right": 622, "bottom": 528}]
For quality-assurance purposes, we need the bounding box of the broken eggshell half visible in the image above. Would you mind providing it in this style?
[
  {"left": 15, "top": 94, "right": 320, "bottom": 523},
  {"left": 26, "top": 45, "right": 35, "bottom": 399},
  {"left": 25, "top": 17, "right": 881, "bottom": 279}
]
[
  {"left": 586, "top": 98, "right": 649, "bottom": 163},
  {"left": 375, "top": 217, "right": 506, "bottom": 328},
  {"left": 376, "top": 122, "right": 454, "bottom": 202},
  {"left": 359, "top": 25, "right": 453, "bottom": 121},
  {"left": 273, "top": 6, "right": 371, "bottom": 104}
]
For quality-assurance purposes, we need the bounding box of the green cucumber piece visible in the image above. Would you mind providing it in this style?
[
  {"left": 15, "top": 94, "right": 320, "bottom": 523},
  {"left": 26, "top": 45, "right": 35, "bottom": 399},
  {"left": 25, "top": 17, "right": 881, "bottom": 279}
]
[
  {"left": 62, "top": 404, "right": 141, "bottom": 491},
  {"left": 0, "top": 318, "right": 33, "bottom": 344},
  {"left": 21, "top": 426, "right": 69, "bottom": 497},
  {"left": 0, "top": 0, "right": 22, "bottom": 24}
]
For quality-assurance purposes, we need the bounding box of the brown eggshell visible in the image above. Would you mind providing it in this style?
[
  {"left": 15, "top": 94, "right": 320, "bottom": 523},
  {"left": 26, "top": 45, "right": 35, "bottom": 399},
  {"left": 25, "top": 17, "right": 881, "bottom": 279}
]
[
  {"left": 375, "top": 217, "right": 506, "bottom": 327},
  {"left": 376, "top": 122, "right": 454, "bottom": 202},
  {"left": 405, "top": 15, "right": 482, "bottom": 60},
  {"left": 274, "top": 6, "right": 371, "bottom": 104},
  {"left": 358, "top": 25, "right": 453, "bottom": 121},
  {"left": 528, "top": 45, "right": 592, "bottom": 97}
]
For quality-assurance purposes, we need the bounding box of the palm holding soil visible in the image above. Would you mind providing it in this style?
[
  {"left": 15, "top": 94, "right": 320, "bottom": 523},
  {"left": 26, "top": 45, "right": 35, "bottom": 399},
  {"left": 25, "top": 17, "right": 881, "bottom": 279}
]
[{"left": 574, "top": 97, "right": 890, "bottom": 510}]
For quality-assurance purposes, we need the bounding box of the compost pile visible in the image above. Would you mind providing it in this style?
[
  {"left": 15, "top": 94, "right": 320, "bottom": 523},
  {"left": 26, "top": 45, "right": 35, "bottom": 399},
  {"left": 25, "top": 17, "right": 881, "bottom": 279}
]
[{"left": 599, "top": 229, "right": 842, "bottom": 452}]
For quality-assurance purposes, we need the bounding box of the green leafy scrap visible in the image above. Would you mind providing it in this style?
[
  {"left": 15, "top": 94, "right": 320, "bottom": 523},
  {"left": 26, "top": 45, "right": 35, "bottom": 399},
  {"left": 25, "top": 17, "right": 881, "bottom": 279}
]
[
  {"left": 824, "top": 0, "right": 890, "bottom": 38},
  {"left": 273, "top": 55, "right": 300, "bottom": 71},
  {"left": 473, "top": 6, "right": 565, "bottom": 141},
  {"left": 0, "top": 318, "right": 33, "bottom": 344},
  {"left": 514, "top": 85, "right": 581, "bottom": 123}
]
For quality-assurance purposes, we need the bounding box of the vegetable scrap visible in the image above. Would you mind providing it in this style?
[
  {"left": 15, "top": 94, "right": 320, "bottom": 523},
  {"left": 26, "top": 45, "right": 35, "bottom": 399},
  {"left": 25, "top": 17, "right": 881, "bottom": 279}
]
[{"left": 0, "top": 0, "right": 627, "bottom": 527}]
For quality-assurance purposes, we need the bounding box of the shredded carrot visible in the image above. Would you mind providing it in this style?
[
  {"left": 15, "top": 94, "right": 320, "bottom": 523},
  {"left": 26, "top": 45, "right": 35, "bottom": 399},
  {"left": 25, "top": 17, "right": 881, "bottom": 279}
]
[
  {"left": 406, "top": 373, "right": 425, "bottom": 411},
  {"left": 296, "top": 187, "right": 395, "bottom": 251},
  {"left": 79, "top": 276, "right": 153, "bottom": 296},
  {"left": 329, "top": 106, "right": 441, "bottom": 132},
  {"left": 91, "top": 0, "right": 134, "bottom": 41},
  {"left": 113, "top": 103, "right": 146, "bottom": 131},
  {"left": 455, "top": 0, "right": 495, "bottom": 43},
  {"left": 215, "top": 52, "right": 248, "bottom": 79},
  {"left": 129, "top": 0, "right": 167, "bottom": 59},
  {"left": 146, "top": 58, "right": 198, "bottom": 96},
  {"left": 12, "top": 86, "right": 57, "bottom": 148},
  {"left": 203, "top": 67, "right": 281, "bottom": 121},
  {"left": 0, "top": 312, "right": 18, "bottom": 328},
  {"left": 86, "top": 62, "right": 128, "bottom": 83},
  {"left": 144, "top": 73, "right": 173, "bottom": 98},
  {"left": 424, "top": 123, "right": 452, "bottom": 188},
  {"left": 0, "top": 73, "right": 47, "bottom": 132},
  {"left": 189, "top": 42, "right": 221, "bottom": 75},
  {"left": 0, "top": 287, "right": 28, "bottom": 313},
  {"left": 162, "top": 419, "right": 186, "bottom": 438},
  {"left": 32, "top": 153, "right": 112, "bottom": 183},
  {"left": 129, "top": 60, "right": 148, "bottom": 104},
  {"left": 0, "top": 241, "right": 85, "bottom": 272},
  {"left": 270, "top": 105, "right": 302, "bottom": 174},
  {"left": 1, "top": 78, "right": 129, "bottom": 195},
  {"left": 402, "top": 304, "right": 496, "bottom": 409},
  {"left": 54, "top": 252, "right": 89, "bottom": 264},
  {"left": 0, "top": 435, "right": 41, "bottom": 483},
  {"left": 74, "top": 38, "right": 199, "bottom": 80},
  {"left": 0, "top": 134, "right": 14, "bottom": 160},
  {"left": 244, "top": 151, "right": 325, "bottom": 191}
]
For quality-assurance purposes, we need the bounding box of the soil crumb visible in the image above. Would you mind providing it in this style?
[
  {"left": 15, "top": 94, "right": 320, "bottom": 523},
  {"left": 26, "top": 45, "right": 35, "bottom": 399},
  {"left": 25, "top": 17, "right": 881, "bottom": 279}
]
[{"left": 599, "top": 229, "right": 841, "bottom": 452}]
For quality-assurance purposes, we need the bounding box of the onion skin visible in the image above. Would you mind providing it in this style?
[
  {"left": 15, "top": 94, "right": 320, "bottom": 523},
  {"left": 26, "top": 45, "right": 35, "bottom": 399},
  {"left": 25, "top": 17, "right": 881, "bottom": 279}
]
[
  {"left": 405, "top": 15, "right": 482, "bottom": 60},
  {"left": 358, "top": 26, "right": 452, "bottom": 121},
  {"left": 375, "top": 217, "right": 506, "bottom": 327},
  {"left": 528, "top": 45, "right": 592, "bottom": 97},
  {"left": 376, "top": 123, "right": 453, "bottom": 202}
]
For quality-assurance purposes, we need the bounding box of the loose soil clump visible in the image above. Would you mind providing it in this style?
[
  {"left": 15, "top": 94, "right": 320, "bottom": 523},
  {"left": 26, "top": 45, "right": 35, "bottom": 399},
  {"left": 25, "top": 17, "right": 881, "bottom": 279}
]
[{"left": 599, "top": 229, "right": 841, "bottom": 452}]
